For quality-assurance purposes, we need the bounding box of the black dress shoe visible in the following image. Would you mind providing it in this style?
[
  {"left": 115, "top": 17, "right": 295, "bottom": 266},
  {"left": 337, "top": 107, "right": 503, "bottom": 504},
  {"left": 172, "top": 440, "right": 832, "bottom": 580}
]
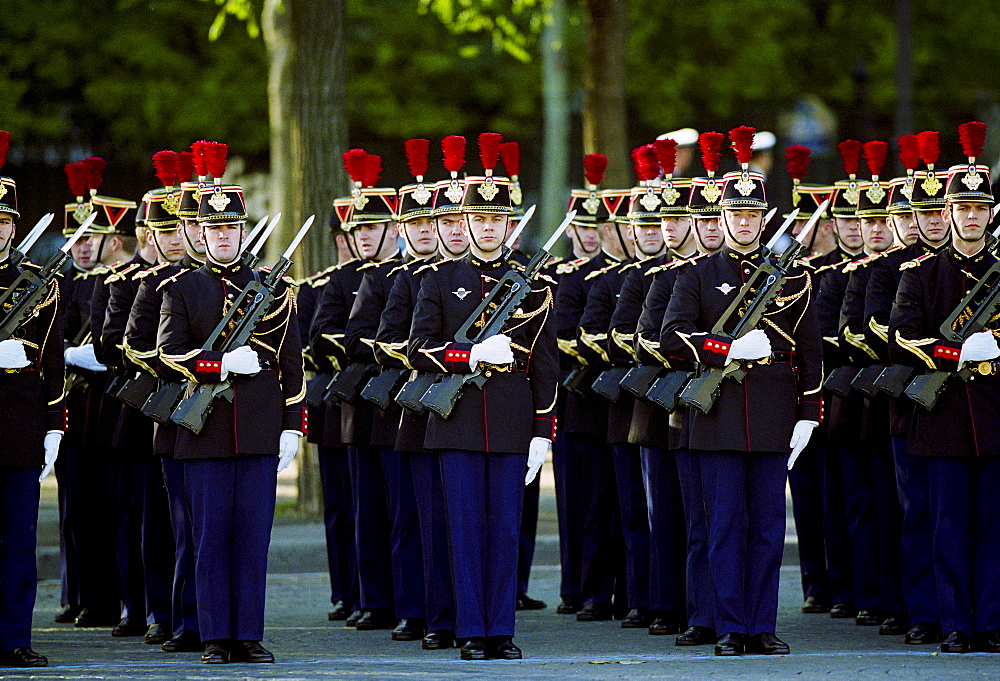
[
  {"left": 879, "top": 614, "right": 908, "bottom": 635},
  {"left": 675, "top": 626, "right": 717, "bottom": 646},
  {"left": 162, "top": 630, "right": 202, "bottom": 652},
  {"left": 904, "top": 622, "right": 941, "bottom": 644},
  {"left": 714, "top": 632, "right": 747, "bottom": 656},
  {"left": 232, "top": 640, "right": 275, "bottom": 663},
  {"left": 74, "top": 607, "right": 120, "bottom": 628},
  {"left": 748, "top": 632, "right": 790, "bottom": 655},
  {"left": 974, "top": 629, "right": 1000, "bottom": 653},
  {"left": 55, "top": 605, "right": 82, "bottom": 623},
  {"left": 144, "top": 623, "right": 170, "bottom": 644},
  {"left": 392, "top": 618, "right": 426, "bottom": 641},
  {"left": 516, "top": 593, "right": 547, "bottom": 610},
  {"left": 576, "top": 602, "right": 613, "bottom": 622},
  {"left": 355, "top": 609, "right": 395, "bottom": 630},
  {"left": 112, "top": 617, "right": 147, "bottom": 637},
  {"left": 801, "top": 596, "right": 830, "bottom": 614},
  {"left": 556, "top": 596, "right": 582, "bottom": 614},
  {"left": 829, "top": 602, "right": 856, "bottom": 619},
  {"left": 855, "top": 609, "right": 881, "bottom": 626},
  {"left": 0, "top": 647, "right": 48, "bottom": 668},
  {"left": 422, "top": 630, "right": 456, "bottom": 650},
  {"left": 940, "top": 630, "right": 971, "bottom": 653},
  {"left": 201, "top": 641, "right": 229, "bottom": 664},
  {"left": 487, "top": 636, "right": 522, "bottom": 659},
  {"left": 460, "top": 638, "right": 487, "bottom": 660},
  {"left": 345, "top": 609, "right": 364, "bottom": 627},
  {"left": 648, "top": 615, "right": 680, "bottom": 635},
  {"left": 621, "top": 607, "right": 653, "bottom": 628},
  {"left": 328, "top": 600, "right": 349, "bottom": 621}
]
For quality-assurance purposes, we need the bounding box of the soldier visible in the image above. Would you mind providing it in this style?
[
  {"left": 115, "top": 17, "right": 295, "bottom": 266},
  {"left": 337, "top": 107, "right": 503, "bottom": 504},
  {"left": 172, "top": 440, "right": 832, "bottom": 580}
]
[
  {"left": 407, "top": 133, "right": 557, "bottom": 660},
  {"left": 888, "top": 134, "right": 1000, "bottom": 653},
  {"left": 158, "top": 181, "right": 305, "bottom": 664},
  {"left": 0, "top": 146, "right": 66, "bottom": 668},
  {"left": 661, "top": 127, "right": 823, "bottom": 655}
]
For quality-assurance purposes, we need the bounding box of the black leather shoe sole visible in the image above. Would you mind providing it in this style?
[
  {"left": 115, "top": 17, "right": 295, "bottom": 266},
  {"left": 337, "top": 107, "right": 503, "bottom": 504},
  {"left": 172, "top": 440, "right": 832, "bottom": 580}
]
[{"left": 676, "top": 627, "right": 717, "bottom": 646}]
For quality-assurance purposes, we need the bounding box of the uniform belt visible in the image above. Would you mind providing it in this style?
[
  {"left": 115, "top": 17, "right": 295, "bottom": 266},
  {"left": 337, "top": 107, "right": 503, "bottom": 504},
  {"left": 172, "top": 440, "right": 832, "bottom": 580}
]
[
  {"left": 1, "top": 362, "right": 38, "bottom": 374},
  {"left": 258, "top": 359, "right": 277, "bottom": 372},
  {"left": 479, "top": 359, "right": 528, "bottom": 373},
  {"left": 970, "top": 360, "right": 1000, "bottom": 376},
  {"left": 736, "top": 351, "right": 794, "bottom": 370}
]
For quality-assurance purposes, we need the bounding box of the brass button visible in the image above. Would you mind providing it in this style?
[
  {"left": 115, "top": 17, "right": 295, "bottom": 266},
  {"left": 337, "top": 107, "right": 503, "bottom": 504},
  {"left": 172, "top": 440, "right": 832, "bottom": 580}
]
[{"left": 485, "top": 370, "right": 492, "bottom": 378}]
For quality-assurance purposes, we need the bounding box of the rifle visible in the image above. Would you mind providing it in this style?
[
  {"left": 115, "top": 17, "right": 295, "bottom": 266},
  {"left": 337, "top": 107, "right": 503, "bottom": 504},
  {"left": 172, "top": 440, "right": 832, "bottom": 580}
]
[
  {"left": 590, "top": 366, "right": 628, "bottom": 403},
  {"left": 117, "top": 371, "right": 159, "bottom": 409},
  {"left": 646, "top": 370, "right": 694, "bottom": 412},
  {"left": 873, "top": 364, "right": 916, "bottom": 398},
  {"left": 306, "top": 372, "right": 333, "bottom": 407},
  {"left": 619, "top": 364, "right": 663, "bottom": 400},
  {"left": 823, "top": 365, "right": 858, "bottom": 398},
  {"left": 560, "top": 365, "right": 593, "bottom": 396},
  {"left": 395, "top": 372, "right": 437, "bottom": 413},
  {"left": 323, "top": 362, "right": 379, "bottom": 404},
  {"left": 419, "top": 209, "right": 572, "bottom": 419},
  {"left": 679, "top": 202, "right": 828, "bottom": 415},
  {"left": 360, "top": 367, "right": 410, "bottom": 409},
  {"left": 140, "top": 214, "right": 281, "bottom": 424},
  {"left": 850, "top": 363, "right": 887, "bottom": 399},
  {"left": 169, "top": 215, "right": 315, "bottom": 434}
]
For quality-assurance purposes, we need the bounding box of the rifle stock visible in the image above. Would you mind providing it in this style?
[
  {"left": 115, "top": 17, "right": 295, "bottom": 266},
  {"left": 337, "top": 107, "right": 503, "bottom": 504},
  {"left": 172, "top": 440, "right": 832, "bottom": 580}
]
[
  {"left": 590, "top": 367, "right": 629, "bottom": 403},
  {"left": 873, "top": 365, "right": 916, "bottom": 398},
  {"left": 142, "top": 381, "right": 186, "bottom": 423},
  {"left": 823, "top": 365, "right": 859, "bottom": 398},
  {"left": 324, "top": 363, "right": 378, "bottom": 404},
  {"left": 851, "top": 364, "right": 887, "bottom": 398},
  {"left": 395, "top": 372, "right": 437, "bottom": 413},
  {"left": 118, "top": 372, "right": 159, "bottom": 410},
  {"left": 360, "top": 367, "right": 410, "bottom": 410},
  {"left": 170, "top": 383, "right": 234, "bottom": 434},
  {"left": 619, "top": 365, "right": 663, "bottom": 400},
  {"left": 647, "top": 370, "right": 694, "bottom": 412}
]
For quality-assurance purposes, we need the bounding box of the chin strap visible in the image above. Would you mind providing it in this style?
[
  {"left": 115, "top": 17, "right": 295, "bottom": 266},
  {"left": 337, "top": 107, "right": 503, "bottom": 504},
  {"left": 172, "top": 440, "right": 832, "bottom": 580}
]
[{"left": 205, "top": 230, "right": 245, "bottom": 267}]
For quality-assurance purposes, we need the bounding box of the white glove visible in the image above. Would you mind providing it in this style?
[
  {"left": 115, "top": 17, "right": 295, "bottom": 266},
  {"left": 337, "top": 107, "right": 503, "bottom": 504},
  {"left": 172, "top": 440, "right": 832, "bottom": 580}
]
[
  {"left": 220, "top": 346, "right": 261, "bottom": 379},
  {"left": 526, "top": 437, "right": 550, "bottom": 485},
  {"left": 468, "top": 334, "right": 514, "bottom": 370},
  {"left": 0, "top": 339, "right": 30, "bottom": 369},
  {"left": 277, "top": 430, "right": 301, "bottom": 473},
  {"left": 39, "top": 431, "right": 63, "bottom": 482},
  {"left": 64, "top": 344, "right": 107, "bottom": 372},
  {"left": 959, "top": 331, "right": 1000, "bottom": 365},
  {"left": 788, "top": 420, "right": 819, "bottom": 470},
  {"left": 725, "top": 329, "right": 772, "bottom": 365}
]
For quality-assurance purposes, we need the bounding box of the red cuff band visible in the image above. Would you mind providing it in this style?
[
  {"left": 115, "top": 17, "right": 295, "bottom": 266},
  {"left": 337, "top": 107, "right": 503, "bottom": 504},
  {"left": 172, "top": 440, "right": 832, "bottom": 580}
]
[{"left": 703, "top": 338, "right": 731, "bottom": 355}]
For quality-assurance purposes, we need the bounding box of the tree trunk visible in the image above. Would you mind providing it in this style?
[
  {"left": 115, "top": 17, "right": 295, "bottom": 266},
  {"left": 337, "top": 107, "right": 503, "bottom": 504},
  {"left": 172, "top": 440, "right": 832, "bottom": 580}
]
[
  {"left": 584, "top": 0, "right": 629, "bottom": 188},
  {"left": 540, "top": 0, "right": 569, "bottom": 244}
]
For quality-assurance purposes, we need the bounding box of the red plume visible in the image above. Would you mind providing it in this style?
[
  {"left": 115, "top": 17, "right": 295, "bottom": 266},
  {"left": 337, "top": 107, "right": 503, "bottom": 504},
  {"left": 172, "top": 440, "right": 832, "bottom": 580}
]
[
  {"left": 785, "top": 145, "right": 810, "bottom": 181},
  {"left": 898, "top": 134, "right": 920, "bottom": 171},
  {"left": 404, "top": 138, "right": 430, "bottom": 179},
  {"left": 583, "top": 153, "right": 608, "bottom": 187},
  {"left": 175, "top": 151, "right": 195, "bottom": 183},
  {"left": 863, "top": 141, "right": 888, "bottom": 178},
  {"left": 0, "top": 131, "right": 8, "bottom": 173},
  {"left": 364, "top": 154, "right": 382, "bottom": 188},
  {"left": 342, "top": 149, "right": 369, "bottom": 185},
  {"left": 191, "top": 140, "right": 210, "bottom": 178},
  {"left": 64, "top": 162, "right": 89, "bottom": 198},
  {"left": 203, "top": 142, "right": 228, "bottom": 181},
  {"left": 837, "top": 140, "right": 862, "bottom": 176},
  {"left": 478, "top": 132, "right": 503, "bottom": 172},
  {"left": 654, "top": 138, "right": 678, "bottom": 177},
  {"left": 82, "top": 157, "right": 106, "bottom": 193},
  {"left": 959, "top": 121, "right": 987, "bottom": 160},
  {"left": 917, "top": 131, "right": 939, "bottom": 167},
  {"left": 630, "top": 147, "right": 644, "bottom": 182},
  {"left": 728, "top": 126, "right": 756, "bottom": 166},
  {"left": 500, "top": 141, "right": 520, "bottom": 177},
  {"left": 152, "top": 150, "right": 178, "bottom": 188},
  {"left": 441, "top": 135, "right": 466, "bottom": 174},
  {"left": 698, "top": 131, "right": 724, "bottom": 174},
  {"left": 634, "top": 144, "right": 659, "bottom": 182}
]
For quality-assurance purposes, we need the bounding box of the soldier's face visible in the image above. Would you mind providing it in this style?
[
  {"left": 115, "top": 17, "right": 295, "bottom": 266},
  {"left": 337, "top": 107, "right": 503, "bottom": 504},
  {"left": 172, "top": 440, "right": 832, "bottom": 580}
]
[
  {"left": 722, "top": 210, "right": 764, "bottom": 247},
  {"left": 436, "top": 214, "right": 468, "bottom": 255},
  {"left": 69, "top": 233, "right": 96, "bottom": 269},
  {"left": 183, "top": 219, "right": 205, "bottom": 256},
  {"left": 465, "top": 212, "right": 508, "bottom": 252},
  {"left": 634, "top": 222, "right": 665, "bottom": 255},
  {"left": 913, "top": 209, "right": 949, "bottom": 244},
  {"left": 947, "top": 202, "right": 990, "bottom": 243},
  {"left": 695, "top": 217, "right": 723, "bottom": 252},
  {"left": 890, "top": 212, "right": 918, "bottom": 246},
  {"left": 660, "top": 215, "right": 692, "bottom": 250},
  {"left": 569, "top": 224, "right": 600, "bottom": 253},
  {"left": 401, "top": 216, "right": 437, "bottom": 256},
  {"left": 154, "top": 225, "right": 187, "bottom": 262},
  {"left": 355, "top": 222, "right": 396, "bottom": 259},
  {"left": 0, "top": 214, "right": 14, "bottom": 253},
  {"left": 860, "top": 217, "right": 891, "bottom": 252},
  {"left": 203, "top": 222, "right": 246, "bottom": 263},
  {"left": 833, "top": 217, "right": 862, "bottom": 250}
]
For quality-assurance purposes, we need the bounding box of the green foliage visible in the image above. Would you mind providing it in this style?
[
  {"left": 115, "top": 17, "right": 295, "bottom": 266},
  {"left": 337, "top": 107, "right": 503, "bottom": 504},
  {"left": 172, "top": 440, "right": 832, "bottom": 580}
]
[
  {"left": 417, "top": 0, "right": 549, "bottom": 63},
  {"left": 204, "top": 0, "right": 262, "bottom": 40}
]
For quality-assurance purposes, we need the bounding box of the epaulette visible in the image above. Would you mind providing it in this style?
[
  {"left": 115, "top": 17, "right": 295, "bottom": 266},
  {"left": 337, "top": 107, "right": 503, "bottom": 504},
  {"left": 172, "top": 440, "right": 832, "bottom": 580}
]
[
  {"left": 537, "top": 272, "right": 558, "bottom": 286},
  {"left": 584, "top": 262, "right": 623, "bottom": 281},
  {"left": 813, "top": 259, "right": 848, "bottom": 275},
  {"left": 545, "top": 256, "right": 564, "bottom": 267},
  {"left": 389, "top": 258, "right": 430, "bottom": 277},
  {"left": 105, "top": 262, "right": 142, "bottom": 284},
  {"left": 555, "top": 257, "right": 590, "bottom": 275},
  {"left": 133, "top": 262, "right": 172, "bottom": 280},
  {"left": 900, "top": 252, "right": 937, "bottom": 271},
  {"left": 359, "top": 259, "right": 389, "bottom": 271},
  {"left": 619, "top": 261, "right": 643, "bottom": 272},
  {"left": 72, "top": 270, "right": 92, "bottom": 281},
  {"left": 308, "top": 264, "right": 338, "bottom": 280},
  {"left": 414, "top": 259, "right": 442, "bottom": 275},
  {"left": 156, "top": 268, "right": 193, "bottom": 291}
]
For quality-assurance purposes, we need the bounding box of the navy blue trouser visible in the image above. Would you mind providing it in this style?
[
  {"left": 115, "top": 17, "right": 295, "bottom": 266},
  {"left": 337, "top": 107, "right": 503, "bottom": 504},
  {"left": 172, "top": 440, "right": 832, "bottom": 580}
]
[
  {"left": 641, "top": 446, "right": 685, "bottom": 614},
  {"left": 787, "top": 438, "right": 830, "bottom": 602},
  {"left": 114, "top": 457, "right": 145, "bottom": 622},
  {"left": 0, "top": 466, "right": 40, "bottom": 650},
  {"left": 927, "top": 457, "right": 1000, "bottom": 635},
  {"left": 410, "top": 451, "right": 455, "bottom": 633},
  {"left": 161, "top": 456, "right": 198, "bottom": 637},
  {"left": 675, "top": 449, "right": 715, "bottom": 629},
  {"left": 578, "top": 439, "right": 618, "bottom": 606},
  {"left": 840, "top": 439, "right": 880, "bottom": 611},
  {"left": 55, "top": 444, "right": 79, "bottom": 610},
  {"left": 892, "top": 436, "right": 938, "bottom": 625},
  {"left": 518, "top": 475, "right": 540, "bottom": 597},
  {"left": 139, "top": 456, "right": 174, "bottom": 626},
  {"left": 347, "top": 445, "right": 393, "bottom": 612},
  {"left": 698, "top": 450, "right": 787, "bottom": 636},
  {"left": 439, "top": 450, "right": 524, "bottom": 638},
  {"left": 611, "top": 443, "right": 649, "bottom": 610},
  {"left": 183, "top": 455, "right": 276, "bottom": 642},
  {"left": 552, "top": 430, "right": 582, "bottom": 600},
  {"left": 819, "top": 437, "right": 854, "bottom": 605},
  {"left": 381, "top": 448, "right": 425, "bottom": 620},
  {"left": 871, "top": 437, "right": 904, "bottom": 613},
  {"left": 318, "top": 445, "right": 356, "bottom": 610}
]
